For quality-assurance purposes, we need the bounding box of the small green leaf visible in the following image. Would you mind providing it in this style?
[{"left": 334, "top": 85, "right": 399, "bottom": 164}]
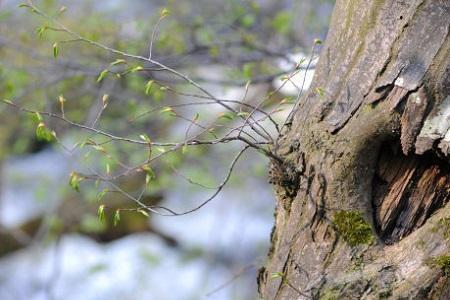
[
  {"left": 110, "top": 59, "right": 126, "bottom": 66},
  {"left": 2, "top": 99, "right": 13, "bottom": 105},
  {"left": 58, "top": 95, "right": 66, "bottom": 104},
  {"left": 53, "top": 42, "right": 59, "bottom": 58},
  {"left": 270, "top": 272, "right": 284, "bottom": 279},
  {"left": 142, "top": 164, "right": 156, "bottom": 184},
  {"left": 97, "top": 69, "right": 109, "bottom": 83},
  {"left": 160, "top": 106, "right": 176, "bottom": 116},
  {"left": 18, "top": 3, "right": 30, "bottom": 8},
  {"left": 237, "top": 111, "right": 250, "bottom": 117},
  {"left": 36, "top": 122, "right": 56, "bottom": 142},
  {"left": 315, "top": 87, "right": 326, "bottom": 97},
  {"left": 97, "top": 205, "right": 105, "bottom": 222},
  {"left": 113, "top": 210, "right": 121, "bottom": 227},
  {"left": 145, "top": 80, "right": 154, "bottom": 95},
  {"left": 160, "top": 8, "right": 170, "bottom": 18},
  {"left": 69, "top": 172, "right": 83, "bottom": 192},
  {"left": 208, "top": 128, "right": 218, "bottom": 139},
  {"left": 129, "top": 65, "right": 144, "bottom": 73},
  {"left": 36, "top": 26, "right": 47, "bottom": 38},
  {"left": 92, "top": 145, "right": 106, "bottom": 153},
  {"left": 139, "top": 134, "right": 151, "bottom": 143},
  {"left": 96, "top": 189, "right": 108, "bottom": 202},
  {"left": 218, "top": 112, "right": 235, "bottom": 120},
  {"left": 155, "top": 147, "right": 166, "bottom": 153},
  {"left": 138, "top": 209, "right": 149, "bottom": 217},
  {"left": 314, "top": 38, "right": 323, "bottom": 45},
  {"left": 32, "top": 112, "right": 43, "bottom": 123}
]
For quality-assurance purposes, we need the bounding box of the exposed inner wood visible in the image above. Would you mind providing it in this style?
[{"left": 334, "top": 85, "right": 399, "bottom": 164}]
[{"left": 373, "top": 142, "right": 450, "bottom": 244}]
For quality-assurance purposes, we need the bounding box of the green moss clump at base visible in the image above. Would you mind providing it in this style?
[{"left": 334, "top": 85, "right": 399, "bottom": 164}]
[
  {"left": 426, "top": 255, "right": 450, "bottom": 276},
  {"left": 333, "top": 210, "right": 374, "bottom": 246}
]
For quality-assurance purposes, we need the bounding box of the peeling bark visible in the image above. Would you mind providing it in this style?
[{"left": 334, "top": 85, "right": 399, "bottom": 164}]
[{"left": 259, "top": 0, "right": 450, "bottom": 299}]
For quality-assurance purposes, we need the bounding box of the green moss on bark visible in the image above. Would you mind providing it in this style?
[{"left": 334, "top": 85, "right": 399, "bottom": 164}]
[
  {"left": 333, "top": 210, "right": 374, "bottom": 246},
  {"left": 426, "top": 255, "right": 450, "bottom": 276}
]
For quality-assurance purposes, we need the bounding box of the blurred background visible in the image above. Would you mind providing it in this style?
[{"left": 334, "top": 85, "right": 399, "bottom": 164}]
[{"left": 0, "top": 0, "right": 333, "bottom": 299}]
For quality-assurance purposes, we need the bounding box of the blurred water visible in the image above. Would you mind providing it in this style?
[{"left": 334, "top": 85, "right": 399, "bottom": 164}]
[
  {"left": 0, "top": 148, "right": 71, "bottom": 228},
  {"left": 0, "top": 146, "right": 273, "bottom": 300}
]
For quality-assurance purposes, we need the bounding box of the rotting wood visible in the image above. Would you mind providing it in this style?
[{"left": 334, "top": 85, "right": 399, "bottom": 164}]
[{"left": 373, "top": 143, "right": 450, "bottom": 243}]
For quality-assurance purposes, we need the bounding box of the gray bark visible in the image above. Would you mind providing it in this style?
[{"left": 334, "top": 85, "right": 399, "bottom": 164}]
[{"left": 259, "top": 0, "right": 450, "bottom": 299}]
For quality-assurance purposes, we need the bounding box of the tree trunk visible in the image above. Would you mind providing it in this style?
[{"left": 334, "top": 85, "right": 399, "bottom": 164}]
[{"left": 258, "top": 0, "right": 450, "bottom": 299}]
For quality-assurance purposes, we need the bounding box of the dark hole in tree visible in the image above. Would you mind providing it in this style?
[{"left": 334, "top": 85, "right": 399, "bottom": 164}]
[{"left": 372, "top": 141, "right": 450, "bottom": 244}]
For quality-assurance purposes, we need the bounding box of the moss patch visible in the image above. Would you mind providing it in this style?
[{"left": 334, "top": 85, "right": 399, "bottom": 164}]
[
  {"left": 426, "top": 255, "right": 450, "bottom": 276},
  {"left": 437, "top": 217, "right": 450, "bottom": 238},
  {"left": 333, "top": 210, "right": 374, "bottom": 246}
]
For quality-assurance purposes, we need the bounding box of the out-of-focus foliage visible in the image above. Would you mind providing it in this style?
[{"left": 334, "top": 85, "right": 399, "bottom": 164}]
[{"left": 0, "top": 0, "right": 333, "bottom": 229}]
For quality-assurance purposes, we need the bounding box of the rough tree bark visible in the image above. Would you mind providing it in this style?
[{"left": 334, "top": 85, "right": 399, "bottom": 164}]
[{"left": 258, "top": 0, "right": 450, "bottom": 299}]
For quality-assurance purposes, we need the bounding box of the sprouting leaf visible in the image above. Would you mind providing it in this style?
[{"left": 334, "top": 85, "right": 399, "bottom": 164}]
[
  {"left": 69, "top": 172, "right": 83, "bottom": 192},
  {"left": 218, "top": 112, "right": 235, "bottom": 120},
  {"left": 314, "top": 38, "right": 323, "bottom": 45},
  {"left": 142, "top": 164, "right": 156, "bottom": 184},
  {"left": 58, "top": 95, "right": 66, "bottom": 104},
  {"left": 270, "top": 272, "right": 284, "bottom": 279},
  {"left": 208, "top": 128, "right": 218, "bottom": 139},
  {"left": 53, "top": 42, "right": 59, "bottom": 58},
  {"left": 160, "top": 8, "right": 170, "bottom": 18},
  {"left": 36, "top": 26, "right": 47, "bottom": 38},
  {"left": 102, "top": 94, "right": 109, "bottom": 106},
  {"left": 129, "top": 65, "right": 144, "bottom": 73},
  {"left": 2, "top": 99, "right": 13, "bottom": 105},
  {"left": 59, "top": 6, "right": 67, "bottom": 14},
  {"left": 315, "top": 87, "right": 326, "bottom": 97},
  {"left": 139, "top": 134, "right": 151, "bottom": 143},
  {"left": 145, "top": 80, "right": 154, "bottom": 95},
  {"left": 18, "top": 3, "right": 30, "bottom": 8},
  {"left": 155, "top": 147, "right": 166, "bottom": 153},
  {"left": 96, "top": 189, "right": 108, "bottom": 202},
  {"left": 35, "top": 122, "right": 56, "bottom": 142},
  {"left": 110, "top": 59, "right": 126, "bottom": 66},
  {"left": 237, "top": 111, "right": 250, "bottom": 117},
  {"left": 113, "top": 210, "right": 120, "bottom": 227},
  {"left": 106, "top": 163, "right": 110, "bottom": 175},
  {"left": 160, "top": 106, "right": 176, "bottom": 116},
  {"left": 97, "top": 205, "right": 105, "bottom": 222},
  {"left": 92, "top": 145, "right": 106, "bottom": 153},
  {"left": 34, "top": 112, "right": 43, "bottom": 122},
  {"left": 280, "top": 97, "right": 294, "bottom": 105},
  {"left": 295, "top": 58, "right": 306, "bottom": 69},
  {"left": 138, "top": 209, "right": 149, "bottom": 217},
  {"left": 245, "top": 80, "right": 251, "bottom": 91},
  {"left": 97, "top": 69, "right": 108, "bottom": 83}
]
